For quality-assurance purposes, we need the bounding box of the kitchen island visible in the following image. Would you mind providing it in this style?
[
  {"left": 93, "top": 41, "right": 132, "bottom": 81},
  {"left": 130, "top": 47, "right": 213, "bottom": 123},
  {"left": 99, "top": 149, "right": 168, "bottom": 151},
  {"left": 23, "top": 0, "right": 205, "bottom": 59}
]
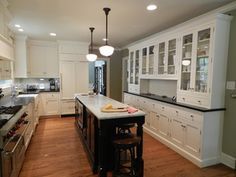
[{"left": 75, "top": 94, "right": 145, "bottom": 177}]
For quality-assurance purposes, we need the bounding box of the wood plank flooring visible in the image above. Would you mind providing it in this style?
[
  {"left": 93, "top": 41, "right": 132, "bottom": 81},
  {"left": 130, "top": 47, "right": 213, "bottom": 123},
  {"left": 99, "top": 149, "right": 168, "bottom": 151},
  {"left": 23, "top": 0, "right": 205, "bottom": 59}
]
[{"left": 19, "top": 117, "right": 236, "bottom": 177}]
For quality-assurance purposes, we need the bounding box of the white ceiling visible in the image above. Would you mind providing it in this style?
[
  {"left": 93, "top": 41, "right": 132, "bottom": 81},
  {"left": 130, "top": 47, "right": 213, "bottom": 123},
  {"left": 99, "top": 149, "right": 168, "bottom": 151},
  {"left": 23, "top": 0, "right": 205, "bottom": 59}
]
[{"left": 8, "top": 0, "right": 235, "bottom": 48}]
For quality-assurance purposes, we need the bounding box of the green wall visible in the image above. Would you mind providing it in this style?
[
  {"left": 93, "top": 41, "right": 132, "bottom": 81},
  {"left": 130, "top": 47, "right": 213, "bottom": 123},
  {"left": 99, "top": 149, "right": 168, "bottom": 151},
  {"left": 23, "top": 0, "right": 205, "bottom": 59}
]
[
  {"left": 222, "top": 10, "right": 236, "bottom": 158},
  {"left": 109, "top": 50, "right": 122, "bottom": 101}
]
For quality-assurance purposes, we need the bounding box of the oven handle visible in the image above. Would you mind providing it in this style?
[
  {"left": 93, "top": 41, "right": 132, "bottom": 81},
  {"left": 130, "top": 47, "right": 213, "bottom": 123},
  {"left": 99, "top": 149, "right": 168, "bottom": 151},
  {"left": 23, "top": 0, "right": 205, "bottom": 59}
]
[{"left": 3, "top": 122, "right": 29, "bottom": 154}]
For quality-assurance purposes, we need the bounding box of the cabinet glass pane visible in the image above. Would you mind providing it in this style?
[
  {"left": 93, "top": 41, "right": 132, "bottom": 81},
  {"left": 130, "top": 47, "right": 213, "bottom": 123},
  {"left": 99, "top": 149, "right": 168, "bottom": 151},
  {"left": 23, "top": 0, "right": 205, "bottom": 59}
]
[
  {"left": 142, "top": 48, "right": 147, "bottom": 74},
  {"left": 129, "top": 52, "right": 134, "bottom": 84},
  {"left": 135, "top": 50, "right": 139, "bottom": 84},
  {"left": 149, "top": 46, "right": 154, "bottom": 75},
  {"left": 158, "top": 42, "right": 165, "bottom": 75},
  {"left": 167, "top": 39, "right": 176, "bottom": 75},
  {"left": 195, "top": 28, "right": 210, "bottom": 93},
  {"left": 181, "top": 34, "right": 193, "bottom": 91}
]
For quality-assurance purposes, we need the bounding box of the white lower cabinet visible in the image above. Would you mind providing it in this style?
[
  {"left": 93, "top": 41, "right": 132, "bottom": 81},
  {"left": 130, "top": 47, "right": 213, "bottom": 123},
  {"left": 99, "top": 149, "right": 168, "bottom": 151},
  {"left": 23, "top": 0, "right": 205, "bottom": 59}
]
[
  {"left": 40, "top": 93, "right": 60, "bottom": 116},
  {"left": 123, "top": 92, "right": 223, "bottom": 167},
  {"left": 60, "top": 99, "right": 75, "bottom": 115}
]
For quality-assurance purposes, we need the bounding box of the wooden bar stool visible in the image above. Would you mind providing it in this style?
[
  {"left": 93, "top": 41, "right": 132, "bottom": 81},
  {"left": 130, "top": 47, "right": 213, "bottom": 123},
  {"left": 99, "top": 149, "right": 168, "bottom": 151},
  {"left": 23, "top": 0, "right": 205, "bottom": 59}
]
[
  {"left": 116, "top": 123, "right": 135, "bottom": 138},
  {"left": 113, "top": 136, "right": 141, "bottom": 177}
]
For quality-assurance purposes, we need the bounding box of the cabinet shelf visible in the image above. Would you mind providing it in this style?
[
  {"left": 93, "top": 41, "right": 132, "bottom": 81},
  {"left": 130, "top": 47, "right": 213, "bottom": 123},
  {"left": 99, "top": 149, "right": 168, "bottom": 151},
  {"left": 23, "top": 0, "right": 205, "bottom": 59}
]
[
  {"left": 182, "top": 71, "right": 191, "bottom": 73},
  {"left": 168, "top": 49, "right": 176, "bottom": 52},
  {"left": 197, "top": 55, "right": 209, "bottom": 58},
  {"left": 198, "top": 38, "right": 210, "bottom": 43},
  {"left": 168, "top": 65, "right": 175, "bottom": 67},
  {"left": 183, "top": 42, "right": 192, "bottom": 46}
]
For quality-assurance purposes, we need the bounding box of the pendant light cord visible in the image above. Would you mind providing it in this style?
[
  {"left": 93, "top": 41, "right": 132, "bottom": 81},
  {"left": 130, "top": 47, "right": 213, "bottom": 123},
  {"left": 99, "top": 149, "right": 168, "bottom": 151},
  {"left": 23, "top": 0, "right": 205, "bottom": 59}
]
[
  {"left": 103, "top": 8, "right": 110, "bottom": 45},
  {"left": 89, "top": 27, "right": 95, "bottom": 53}
]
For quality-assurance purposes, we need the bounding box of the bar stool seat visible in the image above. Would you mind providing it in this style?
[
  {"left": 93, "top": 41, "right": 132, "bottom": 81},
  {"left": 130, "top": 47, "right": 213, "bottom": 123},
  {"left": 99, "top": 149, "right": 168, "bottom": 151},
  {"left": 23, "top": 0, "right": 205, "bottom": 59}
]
[
  {"left": 113, "top": 136, "right": 141, "bottom": 177},
  {"left": 116, "top": 123, "right": 135, "bottom": 138}
]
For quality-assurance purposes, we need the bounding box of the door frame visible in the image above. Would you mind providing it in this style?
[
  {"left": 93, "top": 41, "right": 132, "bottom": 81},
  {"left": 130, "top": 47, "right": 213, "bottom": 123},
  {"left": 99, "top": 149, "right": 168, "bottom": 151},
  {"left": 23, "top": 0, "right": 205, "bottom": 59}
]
[{"left": 122, "top": 56, "right": 128, "bottom": 102}]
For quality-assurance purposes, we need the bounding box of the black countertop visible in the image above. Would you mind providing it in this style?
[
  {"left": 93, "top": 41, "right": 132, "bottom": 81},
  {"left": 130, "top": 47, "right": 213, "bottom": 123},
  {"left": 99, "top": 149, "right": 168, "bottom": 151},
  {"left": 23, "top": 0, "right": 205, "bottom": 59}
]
[
  {"left": 19, "top": 89, "right": 60, "bottom": 94},
  {"left": 124, "top": 91, "right": 226, "bottom": 112}
]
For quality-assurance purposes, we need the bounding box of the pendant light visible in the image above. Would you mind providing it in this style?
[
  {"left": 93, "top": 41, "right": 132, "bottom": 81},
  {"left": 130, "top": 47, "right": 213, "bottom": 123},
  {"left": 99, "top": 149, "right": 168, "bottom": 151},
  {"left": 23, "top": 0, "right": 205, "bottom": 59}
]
[
  {"left": 99, "top": 7, "right": 114, "bottom": 57},
  {"left": 86, "top": 27, "right": 97, "bottom": 62}
]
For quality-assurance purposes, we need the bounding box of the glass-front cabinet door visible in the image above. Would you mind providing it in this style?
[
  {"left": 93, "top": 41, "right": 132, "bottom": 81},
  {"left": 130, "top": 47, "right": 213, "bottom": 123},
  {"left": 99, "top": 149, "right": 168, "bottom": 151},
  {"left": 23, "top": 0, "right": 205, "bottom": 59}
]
[
  {"left": 142, "top": 48, "right": 147, "bottom": 75},
  {"left": 129, "top": 51, "right": 134, "bottom": 84},
  {"left": 148, "top": 46, "right": 154, "bottom": 75},
  {"left": 180, "top": 34, "right": 193, "bottom": 91},
  {"left": 194, "top": 28, "right": 210, "bottom": 93},
  {"left": 135, "top": 50, "right": 140, "bottom": 85},
  {"left": 158, "top": 42, "right": 165, "bottom": 75},
  {"left": 167, "top": 39, "right": 177, "bottom": 75}
]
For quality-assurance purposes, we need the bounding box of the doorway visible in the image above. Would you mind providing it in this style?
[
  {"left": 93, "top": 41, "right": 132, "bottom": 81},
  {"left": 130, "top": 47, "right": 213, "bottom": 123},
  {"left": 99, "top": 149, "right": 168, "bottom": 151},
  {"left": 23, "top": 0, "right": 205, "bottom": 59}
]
[{"left": 89, "top": 60, "right": 108, "bottom": 96}]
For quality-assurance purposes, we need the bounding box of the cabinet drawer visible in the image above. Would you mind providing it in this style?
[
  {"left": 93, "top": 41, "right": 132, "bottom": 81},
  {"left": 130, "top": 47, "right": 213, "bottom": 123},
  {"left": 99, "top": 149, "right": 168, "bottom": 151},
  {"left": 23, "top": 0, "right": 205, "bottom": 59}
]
[
  {"left": 46, "top": 93, "right": 59, "bottom": 100},
  {"left": 61, "top": 100, "right": 75, "bottom": 114}
]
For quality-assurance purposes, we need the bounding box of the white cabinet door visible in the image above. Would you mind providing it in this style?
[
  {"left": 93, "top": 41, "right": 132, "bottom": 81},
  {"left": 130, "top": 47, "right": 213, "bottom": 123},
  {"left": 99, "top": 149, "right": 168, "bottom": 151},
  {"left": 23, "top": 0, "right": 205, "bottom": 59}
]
[
  {"left": 170, "top": 118, "right": 184, "bottom": 147},
  {"left": 46, "top": 100, "right": 59, "bottom": 115},
  {"left": 75, "top": 61, "right": 89, "bottom": 93},
  {"left": 45, "top": 46, "right": 59, "bottom": 77},
  {"left": 0, "top": 60, "right": 12, "bottom": 80},
  {"left": 29, "top": 45, "right": 46, "bottom": 77},
  {"left": 61, "top": 100, "right": 75, "bottom": 115},
  {"left": 185, "top": 122, "right": 201, "bottom": 156},
  {"left": 159, "top": 114, "right": 170, "bottom": 138},
  {"left": 60, "top": 61, "right": 76, "bottom": 99}
]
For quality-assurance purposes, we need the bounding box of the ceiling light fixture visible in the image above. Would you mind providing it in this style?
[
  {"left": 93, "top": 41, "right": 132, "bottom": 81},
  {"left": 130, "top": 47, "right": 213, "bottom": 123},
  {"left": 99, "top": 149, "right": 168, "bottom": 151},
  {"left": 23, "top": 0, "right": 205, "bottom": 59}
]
[
  {"left": 18, "top": 28, "right": 24, "bottom": 32},
  {"left": 50, "top": 33, "right": 57, "bottom": 36},
  {"left": 86, "top": 27, "right": 97, "bottom": 62},
  {"left": 15, "top": 24, "right": 21, "bottom": 28},
  {"left": 99, "top": 7, "right": 114, "bottom": 57},
  {"left": 147, "top": 4, "right": 157, "bottom": 11}
]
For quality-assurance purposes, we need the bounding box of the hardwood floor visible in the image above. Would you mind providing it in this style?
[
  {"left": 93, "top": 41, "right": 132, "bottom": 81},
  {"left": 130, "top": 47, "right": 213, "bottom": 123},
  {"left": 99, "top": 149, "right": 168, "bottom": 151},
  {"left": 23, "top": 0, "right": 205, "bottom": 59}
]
[{"left": 19, "top": 117, "right": 236, "bottom": 177}]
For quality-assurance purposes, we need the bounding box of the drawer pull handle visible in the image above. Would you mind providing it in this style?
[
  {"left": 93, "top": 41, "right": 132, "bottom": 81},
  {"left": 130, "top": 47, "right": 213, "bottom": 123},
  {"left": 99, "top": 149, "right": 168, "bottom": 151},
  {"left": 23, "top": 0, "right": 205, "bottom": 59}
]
[{"left": 181, "top": 125, "right": 186, "bottom": 128}]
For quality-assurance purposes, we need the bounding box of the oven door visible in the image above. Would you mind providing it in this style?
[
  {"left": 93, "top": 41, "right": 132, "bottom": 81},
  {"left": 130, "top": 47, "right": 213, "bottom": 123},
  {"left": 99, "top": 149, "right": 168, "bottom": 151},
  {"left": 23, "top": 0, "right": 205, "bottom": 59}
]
[
  {"left": 2, "top": 135, "right": 25, "bottom": 177},
  {"left": 75, "top": 100, "right": 84, "bottom": 129}
]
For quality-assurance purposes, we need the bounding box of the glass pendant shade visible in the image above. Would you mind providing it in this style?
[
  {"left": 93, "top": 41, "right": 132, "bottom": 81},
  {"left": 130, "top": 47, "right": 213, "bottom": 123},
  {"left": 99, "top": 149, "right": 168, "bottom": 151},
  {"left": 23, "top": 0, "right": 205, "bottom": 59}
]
[
  {"left": 86, "top": 53, "right": 97, "bottom": 62},
  {"left": 87, "top": 27, "right": 97, "bottom": 62},
  {"left": 100, "top": 8, "right": 114, "bottom": 57},
  {"left": 182, "top": 60, "right": 191, "bottom": 66},
  {"left": 99, "top": 45, "right": 114, "bottom": 57}
]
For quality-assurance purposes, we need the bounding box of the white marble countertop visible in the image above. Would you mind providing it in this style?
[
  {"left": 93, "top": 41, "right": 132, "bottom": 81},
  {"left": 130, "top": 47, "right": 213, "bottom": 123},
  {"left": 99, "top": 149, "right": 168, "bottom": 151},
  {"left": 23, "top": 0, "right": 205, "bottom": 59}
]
[{"left": 76, "top": 94, "right": 145, "bottom": 120}]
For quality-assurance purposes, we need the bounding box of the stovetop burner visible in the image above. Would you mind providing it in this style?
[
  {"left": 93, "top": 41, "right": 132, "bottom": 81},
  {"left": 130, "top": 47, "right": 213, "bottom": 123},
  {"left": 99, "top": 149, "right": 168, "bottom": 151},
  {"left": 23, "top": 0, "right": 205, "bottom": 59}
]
[
  {"left": 0, "top": 105, "right": 22, "bottom": 115},
  {"left": 0, "top": 105, "right": 23, "bottom": 128}
]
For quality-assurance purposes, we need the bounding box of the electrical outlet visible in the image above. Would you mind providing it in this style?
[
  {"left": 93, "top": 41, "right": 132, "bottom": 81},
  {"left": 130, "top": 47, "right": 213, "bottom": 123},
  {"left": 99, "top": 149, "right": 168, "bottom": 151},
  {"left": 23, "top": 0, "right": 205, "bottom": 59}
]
[{"left": 226, "top": 81, "right": 236, "bottom": 90}]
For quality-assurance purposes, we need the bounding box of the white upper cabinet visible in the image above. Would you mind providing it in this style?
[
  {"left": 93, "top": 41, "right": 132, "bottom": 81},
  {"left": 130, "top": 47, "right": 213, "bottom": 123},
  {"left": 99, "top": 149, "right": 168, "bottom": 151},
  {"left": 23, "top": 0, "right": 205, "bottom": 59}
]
[
  {"left": 14, "top": 35, "right": 29, "bottom": 78},
  {"left": 177, "top": 14, "right": 232, "bottom": 108},
  {"left": 0, "top": 60, "right": 12, "bottom": 80},
  {"left": 128, "top": 49, "right": 140, "bottom": 93},
  {"left": 140, "top": 45, "right": 155, "bottom": 78},
  {"left": 156, "top": 36, "right": 179, "bottom": 79},
  {"left": 28, "top": 41, "right": 59, "bottom": 78}
]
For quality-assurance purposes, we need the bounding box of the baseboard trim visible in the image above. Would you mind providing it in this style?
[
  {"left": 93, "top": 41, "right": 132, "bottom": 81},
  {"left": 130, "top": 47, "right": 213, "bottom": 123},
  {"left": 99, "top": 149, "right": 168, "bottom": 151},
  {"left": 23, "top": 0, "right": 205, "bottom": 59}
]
[
  {"left": 221, "top": 152, "right": 236, "bottom": 169},
  {"left": 143, "top": 126, "right": 221, "bottom": 168}
]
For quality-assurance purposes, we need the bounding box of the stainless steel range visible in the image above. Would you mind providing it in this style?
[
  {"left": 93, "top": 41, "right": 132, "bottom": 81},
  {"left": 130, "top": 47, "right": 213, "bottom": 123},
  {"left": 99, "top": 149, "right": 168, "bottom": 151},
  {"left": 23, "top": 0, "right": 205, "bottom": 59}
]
[{"left": 0, "top": 105, "right": 30, "bottom": 177}]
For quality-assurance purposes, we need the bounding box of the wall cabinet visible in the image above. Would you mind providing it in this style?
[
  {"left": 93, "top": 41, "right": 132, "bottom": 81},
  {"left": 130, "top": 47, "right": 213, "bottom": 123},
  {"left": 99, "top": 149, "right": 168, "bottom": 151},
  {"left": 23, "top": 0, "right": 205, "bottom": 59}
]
[
  {"left": 156, "top": 37, "right": 179, "bottom": 79},
  {"left": 127, "top": 14, "right": 231, "bottom": 109},
  {"left": 128, "top": 49, "right": 140, "bottom": 93},
  {"left": 0, "top": 60, "right": 12, "bottom": 80},
  {"left": 40, "top": 93, "right": 60, "bottom": 116},
  {"left": 177, "top": 16, "right": 232, "bottom": 108},
  {"left": 124, "top": 92, "right": 223, "bottom": 167},
  {"left": 140, "top": 45, "right": 155, "bottom": 78},
  {"left": 28, "top": 42, "right": 58, "bottom": 78}
]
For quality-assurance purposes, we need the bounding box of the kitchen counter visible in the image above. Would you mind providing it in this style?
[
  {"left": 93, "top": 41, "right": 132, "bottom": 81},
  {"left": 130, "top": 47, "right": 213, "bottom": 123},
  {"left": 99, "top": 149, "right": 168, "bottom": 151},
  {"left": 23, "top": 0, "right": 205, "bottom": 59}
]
[
  {"left": 76, "top": 94, "right": 145, "bottom": 177},
  {"left": 76, "top": 94, "right": 145, "bottom": 120},
  {"left": 124, "top": 91, "right": 226, "bottom": 112},
  {"left": 0, "top": 95, "right": 34, "bottom": 107}
]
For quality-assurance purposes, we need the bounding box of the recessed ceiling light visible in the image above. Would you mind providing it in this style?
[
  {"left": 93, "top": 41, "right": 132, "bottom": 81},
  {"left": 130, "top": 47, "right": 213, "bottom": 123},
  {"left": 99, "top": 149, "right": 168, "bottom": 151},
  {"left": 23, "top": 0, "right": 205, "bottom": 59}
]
[
  {"left": 15, "top": 24, "right": 21, "bottom": 28},
  {"left": 18, "top": 28, "right": 24, "bottom": 32},
  {"left": 147, "top": 4, "right": 157, "bottom": 11},
  {"left": 50, "top": 33, "right": 56, "bottom": 36}
]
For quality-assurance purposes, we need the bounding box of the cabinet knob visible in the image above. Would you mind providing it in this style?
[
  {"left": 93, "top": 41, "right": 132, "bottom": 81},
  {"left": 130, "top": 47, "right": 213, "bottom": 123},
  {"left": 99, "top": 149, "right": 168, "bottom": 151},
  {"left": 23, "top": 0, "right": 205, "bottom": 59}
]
[
  {"left": 190, "top": 115, "right": 194, "bottom": 118},
  {"left": 176, "top": 110, "right": 179, "bottom": 114}
]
